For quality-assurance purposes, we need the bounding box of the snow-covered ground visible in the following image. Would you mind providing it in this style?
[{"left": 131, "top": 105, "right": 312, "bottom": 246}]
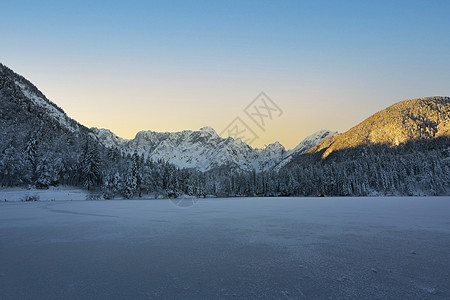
[
  {"left": 1, "top": 197, "right": 449, "bottom": 299},
  {"left": 0, "top": 186, "right": 90, "bottom": 201}
]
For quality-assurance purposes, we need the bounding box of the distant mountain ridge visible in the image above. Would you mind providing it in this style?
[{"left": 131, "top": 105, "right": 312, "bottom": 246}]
[{"left": 92, "top": 126, "right": 334, "bottom": 172}]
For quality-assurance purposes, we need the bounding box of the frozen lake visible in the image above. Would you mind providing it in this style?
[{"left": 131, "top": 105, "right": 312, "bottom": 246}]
[{"left": 1, "top": 197, "right": 450, "bottom": 299}]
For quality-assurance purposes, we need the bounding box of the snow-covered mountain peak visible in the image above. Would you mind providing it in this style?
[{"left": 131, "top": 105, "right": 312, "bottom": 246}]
[
  {"left": 290, "top": 129, "right": 337, "bottom": 154},
  {"left": 259, "top": 142, "right": 285, "bottom": 153},
  {"left": 304, "top": 129, "right": 336, "bottom": 142},
  {"left": 91, "top": 128, "right": 128, "bottom": 148},
  {"left": 199, "top": 126, "right": 218, "bottom": 137},
  {"left": 233, "top": 137, "right": 247, "bottom": 146}
]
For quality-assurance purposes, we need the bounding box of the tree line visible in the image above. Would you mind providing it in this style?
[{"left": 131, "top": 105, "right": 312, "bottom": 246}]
[{"left": 1, "top": 128, "right": 449, "bottom": 198}]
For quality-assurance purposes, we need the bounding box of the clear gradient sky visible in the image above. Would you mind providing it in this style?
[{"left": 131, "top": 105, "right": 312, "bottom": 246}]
[{"left": 2, "top": 0, "right": 450, "bottom": 149}]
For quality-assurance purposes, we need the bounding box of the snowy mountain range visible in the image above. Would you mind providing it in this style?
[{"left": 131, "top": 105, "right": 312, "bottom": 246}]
[
  {"left": 1, "top": 63, "right": 449, "bottom": 196},
  {"left": 92, "top": 126, "right": 334, "bottom": 172},
  {"left": 0, "top": 62, "right": 333, "bottom": 174},
  {"left": 2, "top": 61, "right": 448, "bottom": 178}
]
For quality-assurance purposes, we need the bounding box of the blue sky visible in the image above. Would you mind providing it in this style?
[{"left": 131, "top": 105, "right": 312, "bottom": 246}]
[{"left": 2, "top": 0, "right": 450, "bottom": 148}]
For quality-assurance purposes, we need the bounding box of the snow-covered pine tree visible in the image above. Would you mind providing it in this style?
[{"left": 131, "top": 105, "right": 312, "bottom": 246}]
[
  {"left": 35, "top": 157, "right": 53, "bottom": 189},
  {"left": 0, "top": 146, "right": 26, "bottom": 187},
  {"left": 79, "top": 139, "right": 102, "bottom": 191},
  {"left": 24, "top": 134, "right": 39, "bottom": 183},
  {"left": 123, "top": 152, "right": 139, "bottom": 199}
]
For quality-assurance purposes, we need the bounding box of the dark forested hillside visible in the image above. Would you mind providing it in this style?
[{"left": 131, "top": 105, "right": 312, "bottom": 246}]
[
  {"left": 0, "top": 63, "right": 92, "bottom": 187},
  {"left": 278, "top": 137, "right": 450, "bottom": 196}
]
